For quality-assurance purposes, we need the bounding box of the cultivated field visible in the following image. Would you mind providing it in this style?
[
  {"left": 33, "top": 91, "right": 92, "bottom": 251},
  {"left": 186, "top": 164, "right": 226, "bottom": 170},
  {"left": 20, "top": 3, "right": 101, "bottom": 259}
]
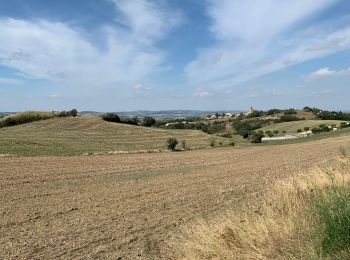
[
  {"left": 1, "top": 135, "right": 349, "bottom": 259},
  {"left": 0, "top": 116, "right": 240, "bottom": 156}
]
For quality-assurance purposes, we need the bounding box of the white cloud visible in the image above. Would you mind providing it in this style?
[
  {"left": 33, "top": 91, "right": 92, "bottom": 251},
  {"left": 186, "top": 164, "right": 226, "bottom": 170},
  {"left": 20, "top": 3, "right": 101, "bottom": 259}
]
[
  {"left": 186, "top": 0, "right": 350, "bottom": 89},
  {"left": 0, "top": 1, "right": 181, "bottom": 90},
  {"left": 305, "top": 67, "right": 350, "bottom": 81},
  {"left": 110, "top": 0, "right": 183, "bottom": 42},
  {"left": 194, "top": 88, "right": 213, "bottom": 97},
  {"left": 133, "top": 83, "right": 152, "bottom": 95}
]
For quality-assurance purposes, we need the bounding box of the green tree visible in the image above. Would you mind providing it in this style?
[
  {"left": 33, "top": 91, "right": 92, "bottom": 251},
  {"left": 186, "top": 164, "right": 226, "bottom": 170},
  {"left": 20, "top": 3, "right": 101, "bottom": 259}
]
[
  {"left": 166, "top": 138, "right": 178, "bottom": 151},
  {"left": 142, "top": 116, "right": 156, "bottom": 127}
]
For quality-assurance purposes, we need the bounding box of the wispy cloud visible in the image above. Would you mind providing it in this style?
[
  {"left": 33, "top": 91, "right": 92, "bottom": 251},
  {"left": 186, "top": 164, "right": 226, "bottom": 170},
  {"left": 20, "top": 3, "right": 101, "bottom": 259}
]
[
  {"left": 304, "top": 67, "right": 350, "bottom": 81},
  {"left": 132, "top": 83, "right": 152, "bottom": 95},
  {"left": 194, "top": 88, "right": 213, "bottom": 97},
  {"left": 0, "top": 0, "right": 182, "bottom": 90},
  {"left": 186, "top": 0, "right": 350, "bottom": 89}
]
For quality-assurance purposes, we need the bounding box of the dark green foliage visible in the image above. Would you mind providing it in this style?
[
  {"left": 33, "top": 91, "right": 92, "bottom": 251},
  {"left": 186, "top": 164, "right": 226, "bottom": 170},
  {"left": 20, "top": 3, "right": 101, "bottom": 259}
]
[
  {"left": 233, "top": 120, "right": 262, "bottom": 137},
  {"left": 304, "top": 127, "right": 310, "bottom": 131},
  {"left": 297, "top": 129, "right": 302, "bottom": 133},
  {"left": 142, "top": 116, "right": 156, "bottom": 127},
  {"left": 59, "top": 109, "right": 78, "bottom": 117},
  {"left": 278, "top": 115, "right": 303, "bottom": 122},
  {"left": 317, "top": 110, "right": 350, "bottom": 120},
  {"left": 312, "top": 127, "right": 322, "bottom": 134},
  {"left": 340, "top": 122, "right": 350, "bottom": 129},
  {"left": 166, "top": 137, "right": 178, "bottom": 151},
  {"left": 250, "top": 132, "right": 264, "bottom": 143},
  {"left": 267, "top": 109, "right": 282, "bottom": 115},
  {"left": 102, "top": 113, "right": 121, "bottom": 123},
  {"left": 246, "top": 110, "right": 265, "bottom": 118},
  {"left": 0, "top": 113, "right": 52, "bottom": 128},
  {"left": 229, "top": 141, "right": 235, "bottom": 146},
  {"left": 283, "top": 108, "right": 297, "bottom": 115},
  {"left": 273, "top": 130, "right": 279, "bottom": 135},
  {"left": 319, "top": 124, "right": 331, "bottom": 132},
  {"left": 122, "top": 117, "right": 139, "bottom": 125}
]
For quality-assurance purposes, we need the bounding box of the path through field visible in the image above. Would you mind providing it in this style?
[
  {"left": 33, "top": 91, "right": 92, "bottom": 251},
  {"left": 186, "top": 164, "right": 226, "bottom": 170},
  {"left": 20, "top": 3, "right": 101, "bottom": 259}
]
[{"left": 0, "top": 136, "right": 349, "bottom": 259}]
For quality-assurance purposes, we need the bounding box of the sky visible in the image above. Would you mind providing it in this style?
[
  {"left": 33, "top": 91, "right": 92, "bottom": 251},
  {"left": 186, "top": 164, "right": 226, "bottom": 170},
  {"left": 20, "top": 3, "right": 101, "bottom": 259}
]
[{"left": 0, "top": 0, "right": 350, "bottom": 112}]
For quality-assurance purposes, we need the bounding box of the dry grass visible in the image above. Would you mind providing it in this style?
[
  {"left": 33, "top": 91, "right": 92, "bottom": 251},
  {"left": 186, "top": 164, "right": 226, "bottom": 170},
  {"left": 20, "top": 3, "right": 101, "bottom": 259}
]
[
  {"left": 0, "top": 116, "right": 238, "bottom": 156},
  {"left": 170, "top": 153, "right": 350, "bottom": 259}
]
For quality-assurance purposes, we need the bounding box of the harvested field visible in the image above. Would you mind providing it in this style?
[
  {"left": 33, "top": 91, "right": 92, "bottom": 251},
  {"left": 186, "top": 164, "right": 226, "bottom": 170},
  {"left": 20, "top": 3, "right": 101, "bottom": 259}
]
[
  {"left": 0, "top": 135, "right": 349, "bottom": 259},
  {"left": 0, "top": 116, "right": 239, "bottom": 156}
]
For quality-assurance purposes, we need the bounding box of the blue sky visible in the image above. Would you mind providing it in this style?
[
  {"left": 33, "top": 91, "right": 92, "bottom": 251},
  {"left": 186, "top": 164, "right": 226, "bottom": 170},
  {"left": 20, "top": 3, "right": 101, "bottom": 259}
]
[{"left": 0, "top": 0, "right": 350, "bottom": 111}]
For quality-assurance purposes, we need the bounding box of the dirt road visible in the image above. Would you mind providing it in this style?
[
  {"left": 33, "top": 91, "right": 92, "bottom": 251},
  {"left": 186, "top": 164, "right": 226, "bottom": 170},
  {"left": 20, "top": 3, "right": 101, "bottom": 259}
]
[{"left": 0, "top": 136, "right": 349, "bottom": 259}]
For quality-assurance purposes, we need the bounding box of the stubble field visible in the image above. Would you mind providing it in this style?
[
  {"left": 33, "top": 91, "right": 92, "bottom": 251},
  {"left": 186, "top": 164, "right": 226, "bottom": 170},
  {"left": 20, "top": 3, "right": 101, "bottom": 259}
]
[{"left": 1, "top": 135, "right": 349, "bottom": 259}]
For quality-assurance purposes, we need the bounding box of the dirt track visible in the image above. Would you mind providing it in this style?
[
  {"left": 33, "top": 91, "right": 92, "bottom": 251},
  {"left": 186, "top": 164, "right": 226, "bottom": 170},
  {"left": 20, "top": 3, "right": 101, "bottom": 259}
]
[{"left": 1, "top": 136, "right": 349, "bottom": 259}]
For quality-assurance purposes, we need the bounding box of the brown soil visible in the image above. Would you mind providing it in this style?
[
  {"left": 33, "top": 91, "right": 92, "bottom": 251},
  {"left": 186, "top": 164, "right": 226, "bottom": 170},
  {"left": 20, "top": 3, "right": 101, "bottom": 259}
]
[{"left": 0, "top": 136, "right": 349, "bottom": 259}]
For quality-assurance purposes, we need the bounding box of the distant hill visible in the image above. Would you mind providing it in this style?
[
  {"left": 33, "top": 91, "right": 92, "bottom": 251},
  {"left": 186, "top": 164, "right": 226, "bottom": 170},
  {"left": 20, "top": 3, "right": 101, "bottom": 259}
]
[{"left": 80, "top": 110, "right": 242, "bottom": 119}]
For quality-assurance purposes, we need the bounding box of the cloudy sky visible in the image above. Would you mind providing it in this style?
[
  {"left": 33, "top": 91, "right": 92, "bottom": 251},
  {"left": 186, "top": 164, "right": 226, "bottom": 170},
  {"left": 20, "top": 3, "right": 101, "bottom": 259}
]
[{"left": 0, "top": 0, "right": 350, "bottom": 111}]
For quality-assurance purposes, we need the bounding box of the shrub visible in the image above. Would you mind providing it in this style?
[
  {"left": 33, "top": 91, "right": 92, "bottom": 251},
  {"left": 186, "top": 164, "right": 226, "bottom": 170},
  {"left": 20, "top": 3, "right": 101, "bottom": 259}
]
[
  {"left": 283, "top": 108, "right": 297, "bottom": 115},
  {"left": 142, "top": 116, "right": 156, "bottom": 127},
  {"left": 102, "top": 113, "right": 121, "bottom": 123},
  {"left": 273, "top": 130, "right": 279, "bottom": 135},
  {"left": 304, "top": 127, "right": 310, "bottom": 131},
  {"left": 279, "top": 115, "right": 302, "bottom": 122},
  {"left": 181, "top": 140, "right": 186, "bottom": 150},
  {"left": 297, "top": 129, "right": 302, "bottom": 133},
  {"left": 250, "top": 132, "right": 264, "bottom": 143},
  {"left": 229, "top": 141, "right": 235, "bottom": 146},
  {"left": 312, "top": 127, "right": 321, "bottom": 134},
  {"left": 340, "top": 122, "right": 350, "bottom": 129},
  {"left": 268, "top": 132, "right": 274, "bottom": 137},
  {"left": 265, "top": 130, "right": 272, "bottom": 135},
  {"left": 282, "top": 130, "right": 286, "bottom": 134},
  {"left": 166, "top": 138, "right": 178, "bottom": 151},
  {"left": 210, "top": 138, "right": 216, "bottom": 147},
  {"left": 122, "top": 117, "right": 139, "bottom": 125}
]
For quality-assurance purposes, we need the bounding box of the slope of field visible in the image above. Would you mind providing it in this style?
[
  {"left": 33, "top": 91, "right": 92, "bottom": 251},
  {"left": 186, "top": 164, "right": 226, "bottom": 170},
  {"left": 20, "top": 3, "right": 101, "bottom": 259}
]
[
  {"left": 260, "top": 120, "right": 342, "bottom": 134},
  {"left": 0, "top": 135, "right": 349, "bottom": 259},
  {"left": 0, "top": 116, "right": 240, "bottom": 156}
]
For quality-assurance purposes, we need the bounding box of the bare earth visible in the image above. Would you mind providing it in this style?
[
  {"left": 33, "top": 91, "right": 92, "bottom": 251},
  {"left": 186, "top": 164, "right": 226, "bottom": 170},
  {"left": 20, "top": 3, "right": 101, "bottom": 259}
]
[{"left": 1, "top": 136, "right": 349, "bottom": 259}]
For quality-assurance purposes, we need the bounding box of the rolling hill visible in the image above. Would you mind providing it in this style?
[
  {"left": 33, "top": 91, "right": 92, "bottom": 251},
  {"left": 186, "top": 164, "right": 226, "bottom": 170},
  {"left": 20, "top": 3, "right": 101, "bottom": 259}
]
[{"left": 0, "top": 116, "right": 239, "bottom": 156}]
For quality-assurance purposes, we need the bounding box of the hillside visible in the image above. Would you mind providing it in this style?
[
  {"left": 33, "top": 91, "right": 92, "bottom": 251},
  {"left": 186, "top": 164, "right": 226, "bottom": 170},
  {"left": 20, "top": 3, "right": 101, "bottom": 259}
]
[
  {"left": 0, "top": 116, "right": 237, "bottom": 156},
  {"left": 260, "top": 120, "right": 343, "bottom": 134}
]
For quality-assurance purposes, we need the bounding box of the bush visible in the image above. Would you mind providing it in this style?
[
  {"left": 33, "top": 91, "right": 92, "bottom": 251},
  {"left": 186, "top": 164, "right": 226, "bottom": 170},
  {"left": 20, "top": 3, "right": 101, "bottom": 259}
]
[
  {"left": 273, "top": 130, "right": 279, "bottom": 135},
  {"left": 340, "top": 122, "right": 350, "bottom": 129},
  {"left": 312, "top": 127, "right": 321, "bottom": 134},
  {"left": 250, "top": 133, "right": 264, "bottom": 143},
  {"left": 181, "top": 140, "right": 186, "bottom": 150},
  {"left": 279, "top": 115, "right": 302, "bottom": 122},
  {"left": 122, "top": 117, "right": 139, "bottom": 125},
  {"left": 167, "top": 138, "right": 178, "bottom": 151},
  {"left": 283, "top": 108, "right": 297, "bottom": 115},
  {"left": 0, "top": 112, "right": 54, "bottom": 128},
  {"left": 229, "top": 141, "right": 235, "bottom": 146},
  {"left": 210, "top": 138, "right": 216, "bottom": 147},
  {"left": 304, "top": 127, "right": 310, "bottom": 131},
  {"left": 142, "top": 116, "right": 156, "bottom": 127},
  {"left": 102, "top": 113, "right": 121, "bottom": 123},
  {"left": 297, "top": 129, "right": 302, "bottom": 133}
]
